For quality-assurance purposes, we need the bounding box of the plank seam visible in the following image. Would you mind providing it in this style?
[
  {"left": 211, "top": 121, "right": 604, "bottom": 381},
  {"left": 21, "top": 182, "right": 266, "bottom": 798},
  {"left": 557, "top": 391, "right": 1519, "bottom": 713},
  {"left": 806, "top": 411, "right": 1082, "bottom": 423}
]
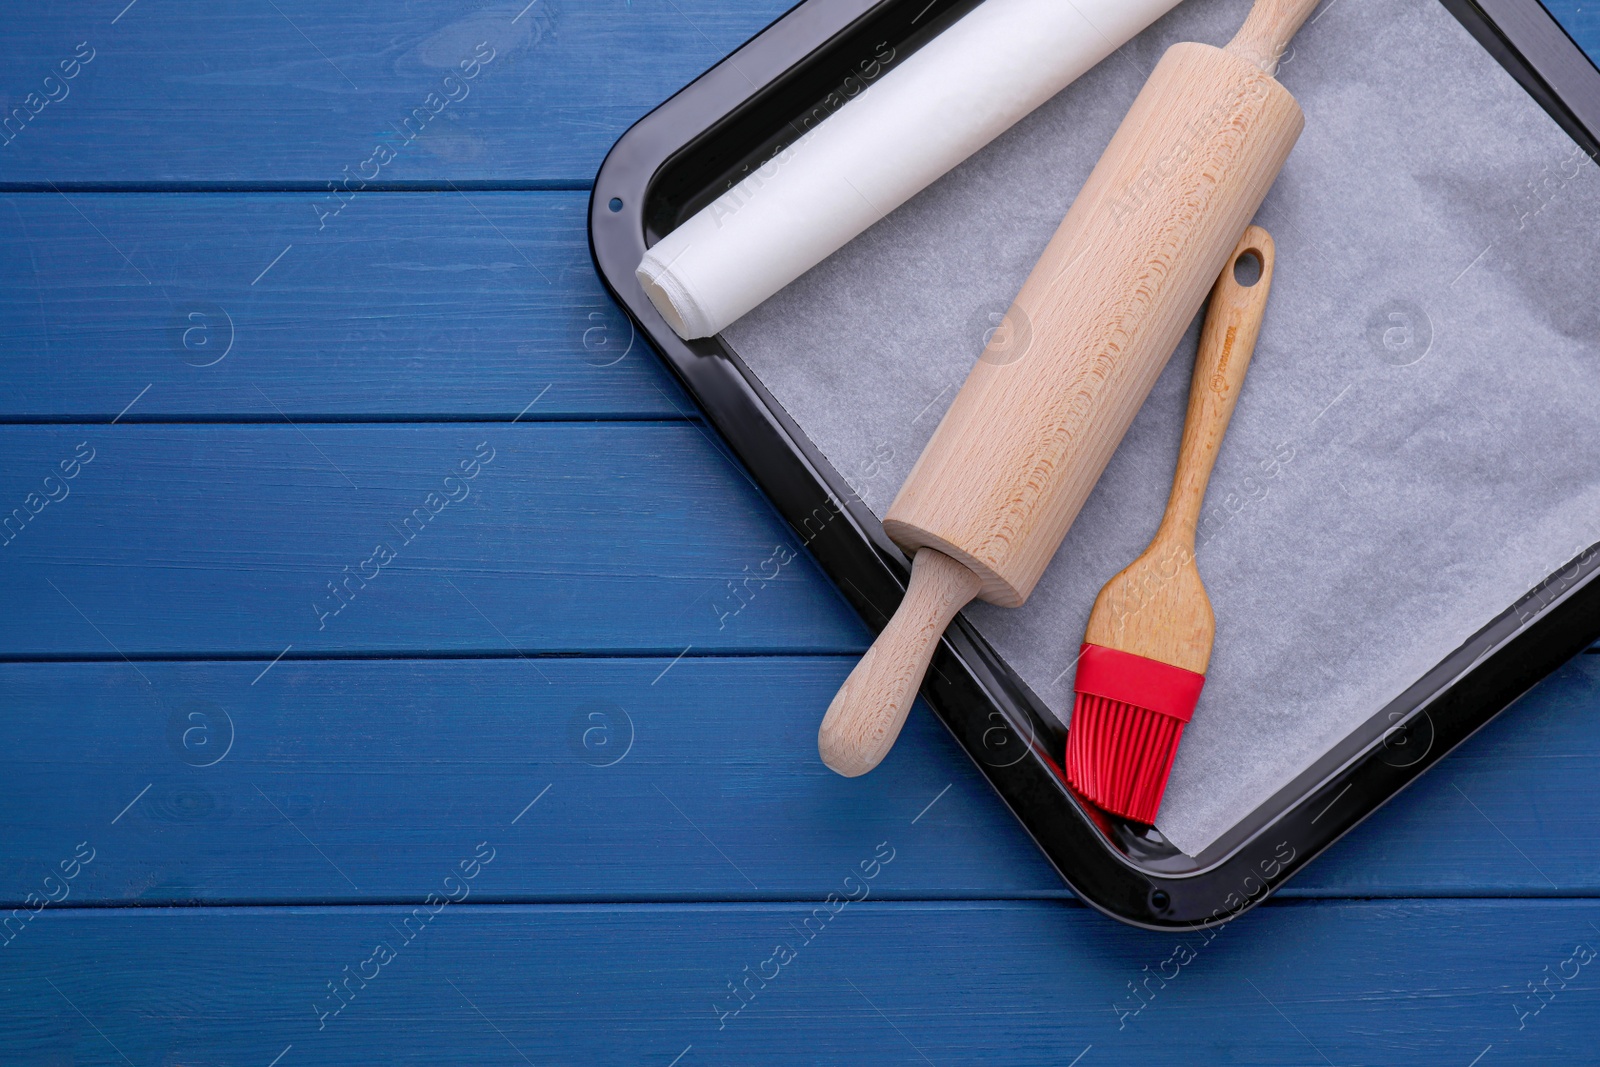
[{"left": 6, "top": 896, "right": 1597, "bottom": 913}]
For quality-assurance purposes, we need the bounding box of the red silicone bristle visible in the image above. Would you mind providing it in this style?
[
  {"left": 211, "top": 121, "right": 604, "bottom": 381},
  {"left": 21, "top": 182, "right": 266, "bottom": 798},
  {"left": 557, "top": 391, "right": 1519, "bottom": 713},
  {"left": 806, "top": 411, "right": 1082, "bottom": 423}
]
[{"left": 1065, "top": 692, "right": 1186, "bottom": 825}]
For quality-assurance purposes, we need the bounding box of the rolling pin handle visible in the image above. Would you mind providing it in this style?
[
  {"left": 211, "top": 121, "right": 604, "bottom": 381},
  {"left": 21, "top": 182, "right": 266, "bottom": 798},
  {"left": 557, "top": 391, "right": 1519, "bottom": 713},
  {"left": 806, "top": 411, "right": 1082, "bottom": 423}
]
[
  {"left": 818, "top": 548, "right": 982, "bottom": 777},
  {"left": 1226, "top": 0, "right": 1322, "bottom": 76}
]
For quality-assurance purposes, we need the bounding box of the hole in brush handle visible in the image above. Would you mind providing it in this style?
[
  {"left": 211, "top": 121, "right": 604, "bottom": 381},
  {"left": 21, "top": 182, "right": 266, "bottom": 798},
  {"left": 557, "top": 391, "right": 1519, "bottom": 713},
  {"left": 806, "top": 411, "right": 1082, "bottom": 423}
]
[{"left": 1233, "top": 248, "right": 1264, "bottom": 287}]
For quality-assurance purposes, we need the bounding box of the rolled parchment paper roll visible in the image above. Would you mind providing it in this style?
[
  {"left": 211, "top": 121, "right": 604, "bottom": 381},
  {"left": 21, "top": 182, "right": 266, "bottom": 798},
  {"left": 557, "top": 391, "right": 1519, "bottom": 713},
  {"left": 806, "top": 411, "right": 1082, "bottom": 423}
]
[{"left": 636, "top": 0, "right": 1187, "bottom": 339}]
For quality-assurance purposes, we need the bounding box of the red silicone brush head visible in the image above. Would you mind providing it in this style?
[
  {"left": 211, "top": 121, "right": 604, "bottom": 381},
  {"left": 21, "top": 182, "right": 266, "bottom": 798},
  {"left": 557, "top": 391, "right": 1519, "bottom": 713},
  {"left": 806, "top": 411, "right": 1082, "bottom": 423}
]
[
  {"left": 1064, "top": 643, "right": 1205, "bottom": 825},
  {"left": 1065, "top": 692, "right": 1187, "bottom": 824}
]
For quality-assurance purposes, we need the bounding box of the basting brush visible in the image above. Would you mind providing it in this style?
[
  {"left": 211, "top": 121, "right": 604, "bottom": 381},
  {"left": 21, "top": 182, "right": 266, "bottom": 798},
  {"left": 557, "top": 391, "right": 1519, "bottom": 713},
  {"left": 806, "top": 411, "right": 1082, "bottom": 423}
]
[{"left": 1065, "top": 225, "right": 1276, "bottom": 823}]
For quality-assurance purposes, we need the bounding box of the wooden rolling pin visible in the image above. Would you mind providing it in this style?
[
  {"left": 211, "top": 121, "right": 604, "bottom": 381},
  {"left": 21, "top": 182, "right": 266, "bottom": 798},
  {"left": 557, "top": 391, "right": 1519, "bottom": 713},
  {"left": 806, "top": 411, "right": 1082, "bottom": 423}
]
[{"left": 818, "top": 0, "right": 1318, "bottom": 777}]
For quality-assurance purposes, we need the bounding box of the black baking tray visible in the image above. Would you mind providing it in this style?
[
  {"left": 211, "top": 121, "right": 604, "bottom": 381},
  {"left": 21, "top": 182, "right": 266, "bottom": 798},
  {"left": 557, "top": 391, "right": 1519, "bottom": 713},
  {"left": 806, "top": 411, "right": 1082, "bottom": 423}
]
[{"left": 590, "top": 0, "right": 1600, "bottom": 929}]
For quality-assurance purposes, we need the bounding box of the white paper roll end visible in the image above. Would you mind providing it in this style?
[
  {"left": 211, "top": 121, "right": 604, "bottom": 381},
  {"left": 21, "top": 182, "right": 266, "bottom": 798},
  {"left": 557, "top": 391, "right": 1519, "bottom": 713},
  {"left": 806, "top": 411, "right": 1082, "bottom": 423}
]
[{"left": 638, "top": 249, "right": 716, "bottom": 339}]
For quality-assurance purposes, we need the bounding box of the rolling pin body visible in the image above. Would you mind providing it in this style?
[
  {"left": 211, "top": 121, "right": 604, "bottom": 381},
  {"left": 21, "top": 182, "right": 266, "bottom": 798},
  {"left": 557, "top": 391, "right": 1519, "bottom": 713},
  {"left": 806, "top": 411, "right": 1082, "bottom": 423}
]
[
  {"left": 885, "top": 43, "right": 1303, "bottom": 606},
  {"left": 820, "top": 0, "right": 1319, "bottom": 777}
]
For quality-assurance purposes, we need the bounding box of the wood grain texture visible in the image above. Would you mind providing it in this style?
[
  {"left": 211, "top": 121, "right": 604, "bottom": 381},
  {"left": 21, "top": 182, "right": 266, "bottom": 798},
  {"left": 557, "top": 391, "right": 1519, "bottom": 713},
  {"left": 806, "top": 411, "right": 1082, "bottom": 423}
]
[
  {"left": 1, "top": 655, "right": 1597, "bottom": 907},
  {"left": 0, "top": 192, "right": 683, "bottom": 418},
  {"left": 4, "top": 900, "right": 1600, "bottom": 1066},
  {"left": 3, "top": 0, "right": 1599, "bottom": 1058},
  {"left": 0, "top": 658, "right": 1057, "bottom": 906},
  {"left": 884, "top": 42, "right": 1303, "bottom": 609},
  {"left": 0, "top": 0, "right": 790, "bottom": 185},
  {"left": 0, "top": 425, "right": 867, "bottom": 656},
  {"left": 1084, "top": 227, "right": 1276, "bottom": 674},
  {"left": 1226, "top": 0, "right": 1322, "bottom": 75},
  {"left": 818, "top": 549, "right": 981, "bottom": 777}
]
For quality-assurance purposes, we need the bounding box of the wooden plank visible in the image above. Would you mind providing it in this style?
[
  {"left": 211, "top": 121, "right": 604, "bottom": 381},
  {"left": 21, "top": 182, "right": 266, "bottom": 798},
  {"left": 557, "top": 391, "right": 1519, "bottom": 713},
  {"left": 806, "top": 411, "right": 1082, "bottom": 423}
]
[
  {"left": 0, "top": 191, "right": 684, "bottom": 418},
  {"left": 2, "top": 654, "right": 1597, "bottom": 907},
  {"left": 4, "top": 899, "right": 1600, "bottom": 1065},
  {"left": 0, "top": 0, "right": 791, "bottom": 184},
  {"left": 0, "top": 657, "right": 1054, "bottom": 906},
  {"left": 0, "top": 424, "right": 867, "bottom": 656},
  {"left": 1542, "top": 2, "right": 1599, "bottom": 62}
]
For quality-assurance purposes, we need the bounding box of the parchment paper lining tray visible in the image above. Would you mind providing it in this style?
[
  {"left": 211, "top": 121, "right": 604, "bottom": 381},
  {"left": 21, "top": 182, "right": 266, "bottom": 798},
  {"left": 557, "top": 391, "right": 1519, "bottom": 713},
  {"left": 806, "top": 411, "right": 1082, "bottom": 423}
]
[{"left": 721, "top": 0, "right": 1600, "bottom": 856}]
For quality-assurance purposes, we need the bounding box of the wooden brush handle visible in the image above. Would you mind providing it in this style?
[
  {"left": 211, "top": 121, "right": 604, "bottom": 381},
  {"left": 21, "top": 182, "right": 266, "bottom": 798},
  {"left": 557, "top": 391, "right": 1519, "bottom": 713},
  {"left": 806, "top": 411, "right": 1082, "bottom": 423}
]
[
  {"left": 1158, "top": 225, "right": 1276, "bottom": 545},
  {"left": 1227, "top": 0, "right": 1322, "bottom": 75},
  {"left": 1082, "top": 227, "right": 1275, "bottom": 674},
  {"left": 818, "top": 549, "right": 981, "bottom": 777}
]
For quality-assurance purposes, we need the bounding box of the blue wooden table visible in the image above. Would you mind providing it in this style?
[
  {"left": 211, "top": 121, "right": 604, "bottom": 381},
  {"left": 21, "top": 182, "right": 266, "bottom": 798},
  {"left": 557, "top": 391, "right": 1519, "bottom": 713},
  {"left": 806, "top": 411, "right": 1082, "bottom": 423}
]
[{"left": 3, "top": 2, "right": 1598, "bottom": 1063}]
